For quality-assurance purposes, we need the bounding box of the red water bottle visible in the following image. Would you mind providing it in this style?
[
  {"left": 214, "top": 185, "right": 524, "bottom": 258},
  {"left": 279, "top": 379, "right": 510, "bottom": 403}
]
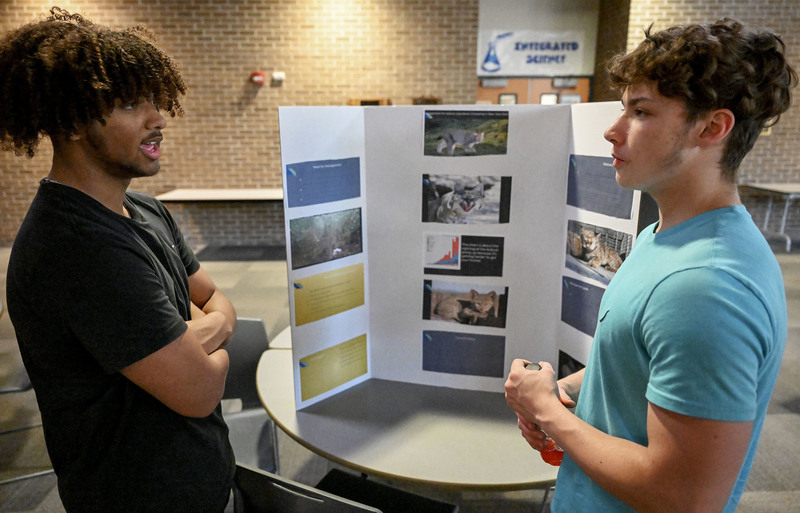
[{"left": 526, "top": 362, "right": 564, "bottom": 466}]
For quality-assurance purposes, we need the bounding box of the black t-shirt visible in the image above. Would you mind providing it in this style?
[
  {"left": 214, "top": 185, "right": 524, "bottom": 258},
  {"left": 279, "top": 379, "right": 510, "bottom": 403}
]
[{"left": 7, "top": 181, "right": 234, "bottom": 512}]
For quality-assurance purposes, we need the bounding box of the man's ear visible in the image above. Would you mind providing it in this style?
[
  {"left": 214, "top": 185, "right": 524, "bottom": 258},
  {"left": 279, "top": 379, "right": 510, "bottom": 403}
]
[
  {"left": 50, "top": 132, "right": 80, "bottom": 151},
  {"left": 67, "top": 125, "right": 87, "bottom": 141},
  {"left": 53, "top": 130, "right": 82, "bottom": 143},
  {"left": 697, "top": 109, "right": 735, "bottom": 146}
]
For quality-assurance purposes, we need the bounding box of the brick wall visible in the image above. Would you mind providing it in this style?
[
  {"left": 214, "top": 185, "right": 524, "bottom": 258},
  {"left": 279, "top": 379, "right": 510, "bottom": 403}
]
[
  {"left": 593, "top": 0, "right": 631, "bottom": 101},
  {"left": 3, "top": 0, "right": 800, "bottom": 248},
  {"left": 167, "top": 202, "right": 287, "bottom": 247},
  {"left": 0, "top": 0, "right": 479, "bottom": 248}
]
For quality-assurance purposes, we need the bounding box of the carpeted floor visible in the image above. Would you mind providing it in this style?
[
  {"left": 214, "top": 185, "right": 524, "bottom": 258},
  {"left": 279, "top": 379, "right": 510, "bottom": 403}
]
[{"left": 2, "top": 246, "right": 799, "bottom": 512}]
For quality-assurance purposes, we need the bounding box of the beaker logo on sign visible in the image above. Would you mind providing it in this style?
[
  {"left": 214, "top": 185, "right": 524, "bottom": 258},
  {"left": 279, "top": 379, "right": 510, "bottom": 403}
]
[{"left": 481, "top": 32, "right": 513, "bottom": 73}]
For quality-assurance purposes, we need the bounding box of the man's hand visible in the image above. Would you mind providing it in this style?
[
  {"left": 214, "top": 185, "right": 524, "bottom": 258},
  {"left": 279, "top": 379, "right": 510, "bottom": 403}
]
[
  {"left": 506, "top": 359, "right": 573, "bottom": 452},
  {"left": 190, "top": 302, "right": 205, "bottom": 320},
  {"left": 516, "top": 413, "right": 548, "bottom": 451},
  {"left": 504, "top": 359, "right": 562, "bottom": 423},
  {"left": 187, "top": 310, "right": 233, "bottom": 355}
]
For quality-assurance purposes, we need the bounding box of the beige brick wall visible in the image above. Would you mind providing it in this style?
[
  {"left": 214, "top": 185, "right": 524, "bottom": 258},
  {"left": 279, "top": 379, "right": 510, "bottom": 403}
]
[
  {"left": 0, "top": 0, "right": 479, "bottom": 247},
  {"left": 593, "top": 0, "right": 631, "bottom": 101},
  {"left": 167, "top": 201, "right": 287, "bottom": 247},
  {"left": 3, "top": 0, "right": 800, "bottom": 247}
]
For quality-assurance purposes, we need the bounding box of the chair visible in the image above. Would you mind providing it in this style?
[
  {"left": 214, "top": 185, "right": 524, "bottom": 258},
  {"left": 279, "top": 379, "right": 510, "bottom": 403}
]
[
  {"left": 0, "top": 302, "right": 33, "bottom": 402},
  {"left": 234, "top": 463, "right": 382, "bottom": 513},
  {"left": 222, "top": 318, "right": 278, "bottom": 473},
  {"left": 0, "top": 360, "right": 56, "bottom": 485},
  {"left": 316, "top": 469, "right": 457, "bottom": 513},
  {"left": 0, "top": 366, "right": 32, "bottom": 397},
  {"left": 0, "top": 365, "right": 36, "bottom": 436}
]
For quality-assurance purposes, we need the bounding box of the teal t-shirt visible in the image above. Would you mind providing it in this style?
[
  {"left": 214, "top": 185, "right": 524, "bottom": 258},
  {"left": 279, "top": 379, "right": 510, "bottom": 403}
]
[{"left": 552, "top": 206, "right": 786, "bottom": 513}]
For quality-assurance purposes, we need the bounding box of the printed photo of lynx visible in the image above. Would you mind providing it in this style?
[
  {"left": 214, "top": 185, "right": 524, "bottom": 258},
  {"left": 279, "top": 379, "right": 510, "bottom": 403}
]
[
  {"left": 423, "top": 280, "right": 508, "bottom": 328},
  {"left": 423, "top": 110, "right": 508, "bottom": 156},
  {"left": 422, "top": 174, "right": 503, "bottom": 224},
  {"left": 565, "top": 220, "right": 632, "bottom": 284}
]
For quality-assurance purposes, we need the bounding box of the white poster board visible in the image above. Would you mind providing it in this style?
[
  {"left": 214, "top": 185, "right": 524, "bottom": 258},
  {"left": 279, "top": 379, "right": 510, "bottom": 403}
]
[{"left": 279, "top": 103, "right": 638, "bottom": 409}]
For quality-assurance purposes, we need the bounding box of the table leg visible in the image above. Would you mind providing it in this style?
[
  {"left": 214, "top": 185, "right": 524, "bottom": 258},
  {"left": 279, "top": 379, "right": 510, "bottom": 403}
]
[
  {"left": 781, "top": 198, "right": 793, "bottom": 252},
  {"left": 539, "top": 485, "right": 555, "bottom": 513},
  {"left": 763, "top": 196, "right": 774, "bottom": 232}
]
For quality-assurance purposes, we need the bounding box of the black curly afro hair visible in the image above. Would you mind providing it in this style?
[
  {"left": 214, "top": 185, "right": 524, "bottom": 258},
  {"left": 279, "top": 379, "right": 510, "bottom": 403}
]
[{"left": 0, "top": 7, "right": 187, "bottom": 157}]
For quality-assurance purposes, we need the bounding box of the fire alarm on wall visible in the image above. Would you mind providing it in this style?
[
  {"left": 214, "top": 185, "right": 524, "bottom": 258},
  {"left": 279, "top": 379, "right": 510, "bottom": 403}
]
[{"left": 250, "top": 71, "right": 266, "bottom": 85}]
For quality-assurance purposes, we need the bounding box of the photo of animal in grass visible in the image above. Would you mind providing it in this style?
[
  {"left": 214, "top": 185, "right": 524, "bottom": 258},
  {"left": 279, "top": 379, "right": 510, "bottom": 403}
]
[{"left": 423, "top": 110, "right": 509, "bottom": 156}]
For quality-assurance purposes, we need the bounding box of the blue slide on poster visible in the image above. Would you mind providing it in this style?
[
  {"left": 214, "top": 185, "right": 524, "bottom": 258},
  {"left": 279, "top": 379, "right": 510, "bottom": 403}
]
[
  {"left": 560, "top": 275, "right": 605, "bottom": 337},
  {"left": 422, "top": 330, "right": 506, "bottom": 378},
  {"left": 285, "top": 157, "right": 361, "bottom": 207},
  {"left": 566, "top": 154, "right": 634, "bottom": 219}
]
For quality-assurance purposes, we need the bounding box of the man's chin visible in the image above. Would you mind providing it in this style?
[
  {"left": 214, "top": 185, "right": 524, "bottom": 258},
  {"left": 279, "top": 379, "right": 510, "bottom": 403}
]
[
  {"left": 615, "top": 171, "right": 632, "bottom": 189},
  {"left": 135, "top": 160, "right": 161, "bottom": 177},
  {"left": 114, "top": 162, "right": 160, "bottom": 181}
]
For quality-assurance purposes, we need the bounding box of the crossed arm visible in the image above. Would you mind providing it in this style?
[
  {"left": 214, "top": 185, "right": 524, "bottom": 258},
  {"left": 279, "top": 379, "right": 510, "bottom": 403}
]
[
  {"left": 120, "top": 266, "right": 237, "bottom": 418},
  {"left": 187, "top": 266, "right": 237, "bottom": 354},
  {"left": 505, "top": 360, "right": 752, "bottom": 513}
]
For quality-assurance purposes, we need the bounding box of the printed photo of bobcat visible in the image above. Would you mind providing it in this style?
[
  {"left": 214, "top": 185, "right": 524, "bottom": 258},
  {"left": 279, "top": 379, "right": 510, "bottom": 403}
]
[
  {"left": 423, "top": 110, "right": 509, "bottom": 156},
  {"left": 436, "top": 129, "right": 485, "bottom": 155},
  {"left": 424, "top": 280, "right": 508, "bottom": 328},
  {"left": 565, "top": 220, "right": 632, "bottom": 284},
  {"left": 422, "top": 174, "right": 502, "bottom": 224}
]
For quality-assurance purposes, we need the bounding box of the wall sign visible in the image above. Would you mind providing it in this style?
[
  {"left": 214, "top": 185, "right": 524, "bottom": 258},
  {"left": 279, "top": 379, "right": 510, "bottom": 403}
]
[{"left": 477, "top": 30, "right": 584, "bottom": 77}]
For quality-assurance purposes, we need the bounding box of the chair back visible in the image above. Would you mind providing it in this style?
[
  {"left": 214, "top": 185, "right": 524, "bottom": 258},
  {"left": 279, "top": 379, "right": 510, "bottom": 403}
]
[
  {"left": 234, "top": 464, "right": 382, "bottom": 513},
  {"left": 224, "top": 318, "right": 269, "bottom": 409},
  {"left": 0, "top": 362, "right": 32, "bottom": 395}
]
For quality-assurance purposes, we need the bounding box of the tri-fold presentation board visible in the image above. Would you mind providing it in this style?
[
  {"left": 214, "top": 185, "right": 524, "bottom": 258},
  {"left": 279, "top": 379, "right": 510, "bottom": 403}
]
[{"left": 279, "top": 103, "right": 643, "bottom": 409}]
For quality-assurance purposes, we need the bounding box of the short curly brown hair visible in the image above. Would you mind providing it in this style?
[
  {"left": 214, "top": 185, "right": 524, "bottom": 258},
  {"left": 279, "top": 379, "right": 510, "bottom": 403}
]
[
  {"left": 0, "top": 7, "right": 187, "bottom": 157},
  {"left": 607, "top": 18, "right": 797, "bottom": 180}
]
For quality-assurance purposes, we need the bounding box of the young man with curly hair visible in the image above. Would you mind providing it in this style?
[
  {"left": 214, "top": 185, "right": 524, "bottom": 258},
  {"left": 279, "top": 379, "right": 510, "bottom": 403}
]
[
  {"left": 506, "top": 19, "right": 796, "bottom": 513},
  {"left": 2, "top": 8, "right": 237, "bottom": 512}
]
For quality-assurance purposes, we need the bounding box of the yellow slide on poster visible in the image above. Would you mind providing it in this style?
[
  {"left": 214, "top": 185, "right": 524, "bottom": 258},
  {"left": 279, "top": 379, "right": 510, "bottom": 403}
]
[
  {"left": 299, "top": 334, "right": 368, "bottom": 401},
  {"left": 293, "top": 263, "right": 365, "bottom": 326}
]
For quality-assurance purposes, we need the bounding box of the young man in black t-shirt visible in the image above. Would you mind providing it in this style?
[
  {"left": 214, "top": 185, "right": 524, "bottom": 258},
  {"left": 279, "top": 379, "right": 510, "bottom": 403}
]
[{"left": 1, "top": 7, "right": 237, "bottom": 512}]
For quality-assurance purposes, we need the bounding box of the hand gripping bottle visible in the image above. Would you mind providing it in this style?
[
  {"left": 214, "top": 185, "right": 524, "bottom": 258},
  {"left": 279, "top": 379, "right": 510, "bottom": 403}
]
[{"left": 525, "top": 362, "right": 564, "bottom": 466}]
